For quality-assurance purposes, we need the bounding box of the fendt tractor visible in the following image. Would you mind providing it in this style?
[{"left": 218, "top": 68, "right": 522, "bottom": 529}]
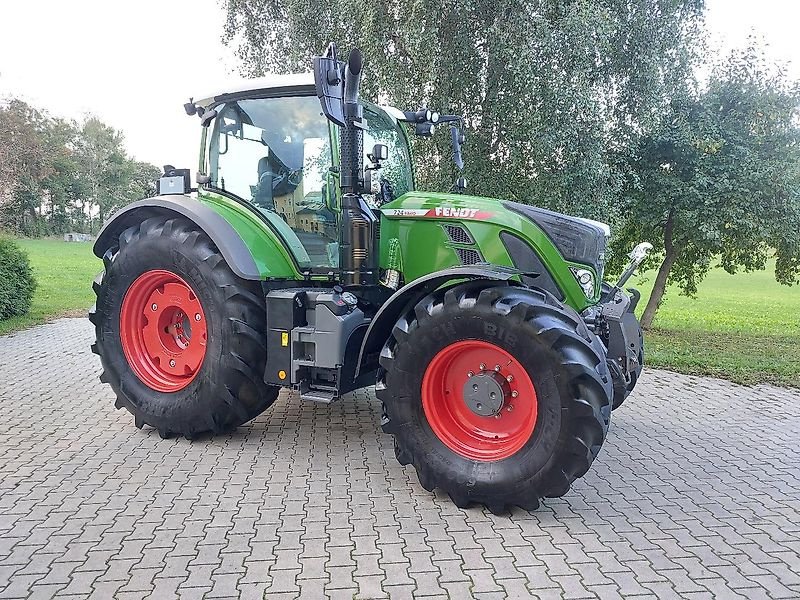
[{"left": 90, "top": 44, "right": 650, "bottom": 512}]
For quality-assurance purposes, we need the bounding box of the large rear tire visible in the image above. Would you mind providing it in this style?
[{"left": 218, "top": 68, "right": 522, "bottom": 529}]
[
  {"left": 89, "top": 216, "right": 279, "bottom": 438},
  {"left": 377, "top": 282, "right": 613, "bottom": 513}
]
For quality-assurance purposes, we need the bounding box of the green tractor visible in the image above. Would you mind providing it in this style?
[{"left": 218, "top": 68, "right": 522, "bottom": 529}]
[{"left": 90, "top": 44, "right": 649, "bottom": 512}]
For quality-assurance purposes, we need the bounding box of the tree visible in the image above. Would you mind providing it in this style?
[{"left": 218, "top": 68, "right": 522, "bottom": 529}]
[
  {"left": 611, "top": 44, "right": 800, "bottom": 328},
  {"left": 74, "top": 118, "right": 128, "bottom": 227},
  {"left": 222, "top": 0, "right": 704, "bottom": 219},
  {"left": 0, "top": 100, "right": 51, "bottom": 234},
  {"left": 1, "top": 99, "right": 161, "bottom": 237}
]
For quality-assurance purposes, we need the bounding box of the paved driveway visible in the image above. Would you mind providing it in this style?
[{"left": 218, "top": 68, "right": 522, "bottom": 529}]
[{"left": 1, "top": 318, "right": 799, "bottom": 600}]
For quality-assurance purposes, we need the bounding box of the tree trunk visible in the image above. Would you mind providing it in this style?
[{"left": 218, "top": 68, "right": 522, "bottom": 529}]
[
  {"left": 641, "top": 211, "right": 677, "bottom": 330},
  {"left": 640, "top": 249, "right": 676, "bottom": 329}
]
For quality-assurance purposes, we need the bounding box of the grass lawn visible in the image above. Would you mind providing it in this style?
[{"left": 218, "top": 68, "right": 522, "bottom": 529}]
[
  {"left": 0, "top": 239, "right": 99, "bottom": 336},
  {"left": 633, "top": 260, "right": 799, "bottom": 387},
  {"left": 1, "top": 238, "right": 798, "bottom": 387}
]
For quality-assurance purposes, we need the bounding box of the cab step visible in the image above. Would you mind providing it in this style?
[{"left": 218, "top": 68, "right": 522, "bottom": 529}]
[{"left": 300, "top": 389, "right": 338, "bottom": 404}]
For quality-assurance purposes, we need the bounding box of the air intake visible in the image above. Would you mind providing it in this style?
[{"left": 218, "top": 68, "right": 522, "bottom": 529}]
[
  {"left": 443, "top": 224, "right": 474, "bottom": 245},
  {"left": 456, "top": 248, "right": 483, "bottom": 265}
]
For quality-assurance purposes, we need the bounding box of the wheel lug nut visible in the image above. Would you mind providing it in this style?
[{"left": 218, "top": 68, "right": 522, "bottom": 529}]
[
  {"left": 506, "top": 374, "right": 513, "bottom": 382},
  {"left": 507, "top": 405, "right": 513, "bottom": 412},
  {"left": 151, "top": 303, "right": 158, "bottom": 311},
  {"left": 495, "top": 413, "right": 501, "bottom": 419},
  {"left": 479, "top": 363, "right": 486, "bottom": 370},
  {"left": 511, "top": 390, "right": 518, "bottom": 398},
  {"left": 467, "top": 371, "right": 474, "bottom": 377},
  {"left": 494, "top": 365, "right": 501, "bottom": 372},
  {"left": 169, "top": 359, "right": 176, "bottom": 367}
]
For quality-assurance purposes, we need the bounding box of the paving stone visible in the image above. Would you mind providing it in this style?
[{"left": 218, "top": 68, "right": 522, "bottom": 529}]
[{"left": 1, "top": 318, "right": 799, "bottom": 599}]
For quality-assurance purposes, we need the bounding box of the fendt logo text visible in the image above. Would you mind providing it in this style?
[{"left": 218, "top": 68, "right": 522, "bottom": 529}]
[
  {"left": 381, "top": 206, "right": 493, "bottom": 220},
  {"left": 433, "top": 207, "right": 480, "bottom": 218}
]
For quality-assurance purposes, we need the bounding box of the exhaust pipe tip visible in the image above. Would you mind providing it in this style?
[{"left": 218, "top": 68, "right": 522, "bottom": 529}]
[{"left": 344, "top": 48, "right": 363, "bottom": 103}]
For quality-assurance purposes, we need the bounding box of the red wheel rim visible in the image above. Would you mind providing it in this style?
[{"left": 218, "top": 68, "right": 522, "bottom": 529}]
[
  {"left": 421, "top": 340, "right": 538, "bottom": 461},
  {"left": 119, "top": 270, "right": 208, "bottom": 393}
]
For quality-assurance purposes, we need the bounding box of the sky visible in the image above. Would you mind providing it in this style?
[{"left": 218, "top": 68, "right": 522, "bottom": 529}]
[
  {"left": 1, "top": 0, "right": 799, "bottom": 174},
  {"left": 0, "top": 0, "right": 236, "bottom": 171}
]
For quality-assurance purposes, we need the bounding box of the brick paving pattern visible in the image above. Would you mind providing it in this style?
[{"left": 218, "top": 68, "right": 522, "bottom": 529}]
[{"left": 1, "top": 317, "right": 799, "bottom": 599}]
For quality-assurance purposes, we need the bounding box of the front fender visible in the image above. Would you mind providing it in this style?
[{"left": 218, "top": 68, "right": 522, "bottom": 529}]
[
  {"left": 94, "top": 195, "right": 296, "bottom": 280},
  {"left": 355, "top": 265, "right": 522, "bottom": 378}
]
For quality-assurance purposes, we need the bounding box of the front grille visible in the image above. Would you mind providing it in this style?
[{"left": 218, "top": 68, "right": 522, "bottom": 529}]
[
  {"left": 443, "top": 224, "right": 474, "bottom": 245},
  {"left": 456, "top": 248, "right": 483, "bottom": 265}
]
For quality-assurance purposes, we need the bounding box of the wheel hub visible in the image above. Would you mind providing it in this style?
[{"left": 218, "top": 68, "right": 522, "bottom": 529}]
[
  {"left": 462, "top": 372, "right": 509, "bottom": 416},
  {"left": 421, "top": 340, "right": 538, "bottom": 461},
  {"left": 119, "top": 270, "right": 207, "bottom": 393}
]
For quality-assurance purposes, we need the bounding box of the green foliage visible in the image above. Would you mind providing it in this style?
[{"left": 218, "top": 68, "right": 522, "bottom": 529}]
[
  {"left": 0, "top": 100, "right": 160, "bottom": 237},
  {"left": 221, "top": 2, "right": 800, "bottom": 327},
  {"left": 222, "top": 0, "right": 704, "bottom": 220},
  {"left": 611, "top": 43, "right": 800, "bottom": 326},
  {"left": 0, "top": 238, "right": 98, "bottom": 335},
  {"left": 0, "top": 237, "right": 37, "bottom": 321}
]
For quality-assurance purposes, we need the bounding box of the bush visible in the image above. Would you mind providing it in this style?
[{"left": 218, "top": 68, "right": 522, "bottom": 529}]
[{"left": 0, "top": 238, "right": 37, "bottom": 320}]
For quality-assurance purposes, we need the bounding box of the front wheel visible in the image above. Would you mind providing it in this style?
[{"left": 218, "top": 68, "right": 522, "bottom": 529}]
[
  {"left": 378, "top": 282, "right": 613, "bottom": 513},
  {"left": 90, "top": 216, "right": 279, "bottom": 438}
]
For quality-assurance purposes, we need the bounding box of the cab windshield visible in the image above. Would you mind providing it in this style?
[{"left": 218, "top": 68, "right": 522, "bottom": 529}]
[
  {"left": 363, "top": 106, "right": 414, "bottom": 199},
  {"left": 205, "top": 96, "right": 415, "bottom": 269},
  {"left": 207, "top": 95, "right": 336, "bottom": 268}
]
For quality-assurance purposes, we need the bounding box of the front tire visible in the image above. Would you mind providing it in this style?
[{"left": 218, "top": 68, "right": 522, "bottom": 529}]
[
  {"left": 378, "top": 282, "right": 613, "bottom": 513},
  {"left": 89, "top": 216, "right": 279, "bottom": 438}
]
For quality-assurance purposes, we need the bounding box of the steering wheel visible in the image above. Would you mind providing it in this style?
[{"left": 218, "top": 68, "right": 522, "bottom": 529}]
[
  {"left": 260, "top": 150, "right": 303, "bottom": 196},
  {"left": 267, "top": 168, "right": 303, "bottom": 193}
]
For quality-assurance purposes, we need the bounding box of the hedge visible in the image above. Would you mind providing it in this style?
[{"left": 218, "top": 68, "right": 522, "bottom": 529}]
[{"left": 0, "top": 238, "right": 37, "bottom": 320}]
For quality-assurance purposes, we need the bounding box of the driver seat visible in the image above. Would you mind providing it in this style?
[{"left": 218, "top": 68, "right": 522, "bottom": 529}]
[{"left": 254, "top": 157, "right": 274, "bottom": 210}]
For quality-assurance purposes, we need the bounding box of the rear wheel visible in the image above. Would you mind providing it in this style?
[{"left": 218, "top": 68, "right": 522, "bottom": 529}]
[
  {"left": 90, "top": 216, "right": 279, "bottom": 438},
  {"left": 378, "top": 282, "right": 613, "bottom": 513}
]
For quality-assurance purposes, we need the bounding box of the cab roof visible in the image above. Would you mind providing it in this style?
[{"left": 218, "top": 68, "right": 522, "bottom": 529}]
[{"left": 193, "top": 73, "right": 315, "bottom": 109}]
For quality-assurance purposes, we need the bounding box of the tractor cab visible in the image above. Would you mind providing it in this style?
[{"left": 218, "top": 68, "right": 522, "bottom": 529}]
[{"left": 192, "top": 74, "right": 413, "bottom": 271}]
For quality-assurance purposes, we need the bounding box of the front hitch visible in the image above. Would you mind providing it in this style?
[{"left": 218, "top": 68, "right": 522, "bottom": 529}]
[{"left": 606, "top": 242, "right": 653, "bottom": 298}]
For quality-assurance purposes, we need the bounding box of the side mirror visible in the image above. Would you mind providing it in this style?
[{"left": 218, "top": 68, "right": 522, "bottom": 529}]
[
  {"left": 313, "top": 43, "right": 346, "bottom": 126},
  {"left": 368, "top": 143, "right": 388, "bottom": 162},
  {"left": 450, "top": 125, "right": 465, "bottom": 170}
]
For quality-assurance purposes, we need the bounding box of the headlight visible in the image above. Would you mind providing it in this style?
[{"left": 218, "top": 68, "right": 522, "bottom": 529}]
[{"left": 570, "top": 267, "right": 595, "bottom": 299}]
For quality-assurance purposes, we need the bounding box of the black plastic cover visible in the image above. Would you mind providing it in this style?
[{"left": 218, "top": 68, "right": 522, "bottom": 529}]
[
  {"left": 503, "top": 201, "right": 606, "bottom": 268},
  {"left": 500, "top": 232, "right": 564, "bottom": 300},
  {"left": 264, "top": 290, "right": 307, "bottom": 386}
]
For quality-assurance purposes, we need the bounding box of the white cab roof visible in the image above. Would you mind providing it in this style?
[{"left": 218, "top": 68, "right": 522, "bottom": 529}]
[{"left": 193, "top": 73, "right": 315, "bottom": 109}]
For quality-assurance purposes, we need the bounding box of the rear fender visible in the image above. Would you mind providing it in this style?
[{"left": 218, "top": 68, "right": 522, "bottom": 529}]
[
  {"left": 94, "top": 196, "right": 264, "bottom": 280},
  {"left": 355, "top": 265, "right": 521, "bottom": 378}
]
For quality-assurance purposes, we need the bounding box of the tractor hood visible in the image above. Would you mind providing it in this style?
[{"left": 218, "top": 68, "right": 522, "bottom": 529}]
[
  {"left": 380, "top": 191, "right": 609, "bottom": 266},
  {"left": 501, "top": 200, "right": 609, "bottom": 270},
  {"left": 379, "top": 191, "right": 610, "bottom": 308}
]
